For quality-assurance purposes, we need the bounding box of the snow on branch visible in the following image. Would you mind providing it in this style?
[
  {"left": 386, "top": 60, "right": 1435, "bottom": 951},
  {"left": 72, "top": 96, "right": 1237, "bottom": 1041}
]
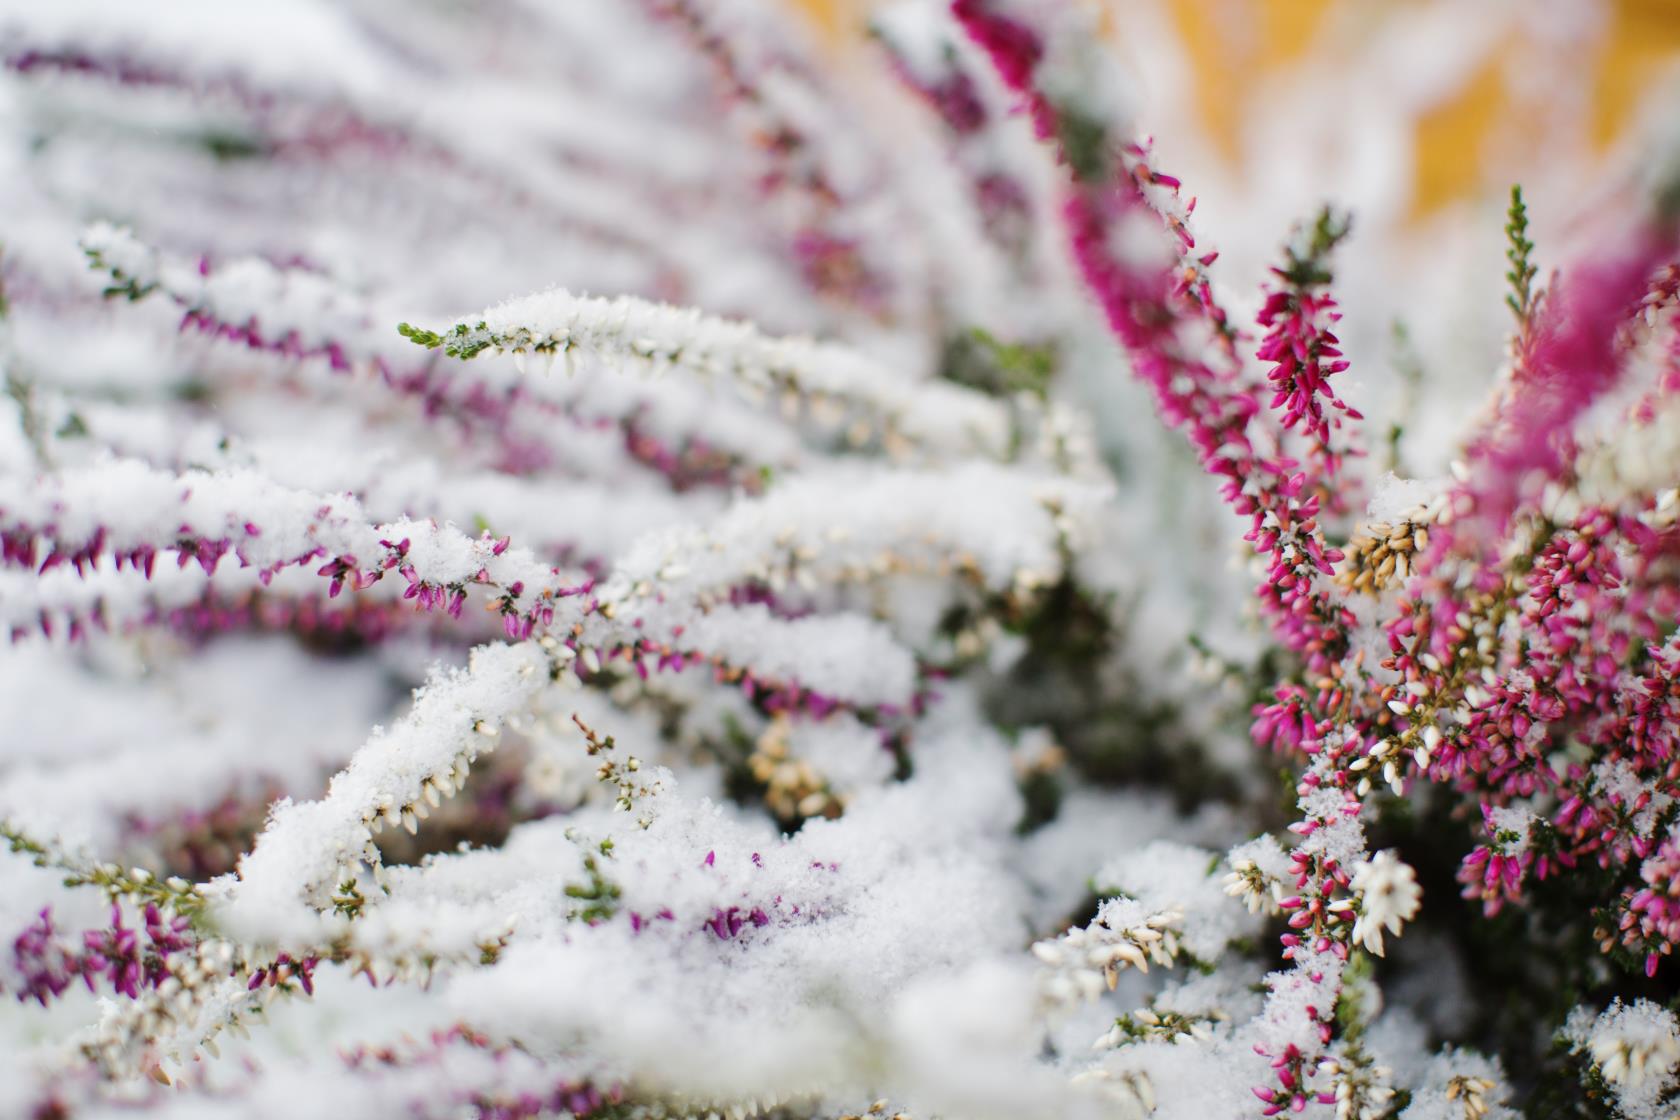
[{"left": 401, "top": 286, "right": 1013, "bottom": 459}]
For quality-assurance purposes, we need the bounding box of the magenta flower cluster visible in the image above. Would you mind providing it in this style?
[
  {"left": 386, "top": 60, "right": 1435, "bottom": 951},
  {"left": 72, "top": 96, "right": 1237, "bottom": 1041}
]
[{"left": 12, "top": 905, "right": 194, "bottom": 1006}]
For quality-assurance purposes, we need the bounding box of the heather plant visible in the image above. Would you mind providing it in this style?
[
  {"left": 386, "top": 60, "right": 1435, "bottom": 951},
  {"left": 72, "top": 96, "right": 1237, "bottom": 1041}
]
[{"left": 1, "top": 2, "right": 1679, "bottom": 1118}]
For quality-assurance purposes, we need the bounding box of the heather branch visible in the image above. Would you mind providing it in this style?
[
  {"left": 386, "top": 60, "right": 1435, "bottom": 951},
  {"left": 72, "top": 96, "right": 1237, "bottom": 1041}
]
[
  {"left": 1505, "top": 184, "right": 1541, "bottom": 338},
  {"left": 2, "top": 820, "right": 208, "bottom": 922},
  {"left": 0, "top": 459, "right": 584, "bottom": 639},
  {"left": 79, "top": 227, "right": 796, "bottom": 483},
  {"left": 1461, "top": 225, "right": 1677, "bottom": 532},
  {"left": 216, "top": 641, "right": 553, "bottom": 944},
  {"left": 401, "top": 287, "right": 1011, "bottom": 459},
  {"left": 1257, "top": 206, "right": 1363, "bottom": 503},
  {"left": 952, "top": 0, "right": 1354, "bottom": 675}
]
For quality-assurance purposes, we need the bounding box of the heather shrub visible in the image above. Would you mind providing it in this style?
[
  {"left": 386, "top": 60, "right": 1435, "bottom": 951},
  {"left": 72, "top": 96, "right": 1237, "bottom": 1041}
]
[{"left": 1, "top": 2, "right": 1679, "bottom": 1118}]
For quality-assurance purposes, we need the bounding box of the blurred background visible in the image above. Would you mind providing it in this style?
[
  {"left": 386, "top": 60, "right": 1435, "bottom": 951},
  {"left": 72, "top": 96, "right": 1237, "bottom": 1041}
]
[{"left": 798, "top": 0, "right": 1680, "bottom": 216}]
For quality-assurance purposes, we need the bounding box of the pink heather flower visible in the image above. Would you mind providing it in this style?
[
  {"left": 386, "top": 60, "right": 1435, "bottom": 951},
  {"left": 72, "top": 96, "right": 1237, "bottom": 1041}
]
[
  {"left": 13, "top": 904, "right": 194, "bottom": 1006},
  {"left": 949, "top": 22, "right": 1359, "bottom": 681},
  {"left": 880, "top": 50, "right": 988, "bottom": 135},
  {"left": 1254, "top": 215, "right": 1362, "bottom": 497},
  {"left": 12, "top": 909, "right": 77, "bottom": 1006},
  {"left": 1257, "top": 287, "right": 1356, "bottom": 438},
  {"left": 948, "top": 1, "right": 1048, "bottom": 135},
  {"left": 1466, "top": 225, "right": 1678, "bottom": 530}
]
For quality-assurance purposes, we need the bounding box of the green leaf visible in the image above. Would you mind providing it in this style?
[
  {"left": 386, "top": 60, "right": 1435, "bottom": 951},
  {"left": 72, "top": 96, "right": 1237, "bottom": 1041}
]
[{"left": 1504, "top": 184, "right": 1541, "bottom": 335}]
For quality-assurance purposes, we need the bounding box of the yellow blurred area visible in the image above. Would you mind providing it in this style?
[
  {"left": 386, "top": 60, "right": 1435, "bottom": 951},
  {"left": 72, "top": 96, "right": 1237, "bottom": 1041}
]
[{"left": 791, "top": 0, "right": 1680, "bottom": 214}]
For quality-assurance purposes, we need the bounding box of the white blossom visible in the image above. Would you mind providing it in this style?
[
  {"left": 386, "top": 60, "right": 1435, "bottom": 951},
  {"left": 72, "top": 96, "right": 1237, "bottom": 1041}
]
[{"left": 1349, "top": 850, "right": 1422, "bottom": 958}]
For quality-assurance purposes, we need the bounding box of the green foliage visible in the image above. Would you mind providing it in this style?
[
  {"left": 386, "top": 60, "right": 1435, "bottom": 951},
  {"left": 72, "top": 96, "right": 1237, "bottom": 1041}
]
[
  {"left": 563, "top": 833, "right": 622, "bottom": 924},
  {"left": 83, "top": 246, "right": 156, "bottom": 303},
  {"left": 1505, "top": 184, "right": 1540, "bottom": 333},
  {"left": 5, "top": 373, "right": 49, "bottom": 463},
  {"left": 200, "top": 129, "right": 267, "bottom": 162},
  {"left": 1055, "top": 104, "right": 1109, "bottom": 184},
  {"left": 1106, "top": 1005, "right": 1225, "bottom": 1043},
  {"left": 1276, "top": 206, "right": 1353, "bottom": 290},
  {"left": 1014, "top": 766, "right": 1061, "bottom": 834},
  {"left": 1333, "top": 950, "right": 1377, "bottom": 1044},
  {"left": 941, "top": 328, "right": 1056, "bottom": 399},
  {"left": 397, "top": 320, "right": 495, "bottom": 359},
  {"left": 2, "top": 820, "right": 209, "bottom": 923},
  {"left": 1383, "top": 320, "right": 1425, "bottom": 475},
  {"left": 332, "top": 879, "right": 367, "bottom": 920},
  {"left": 965, "top": 577, "right": 1241, "bottom": 812},
  {"left": 395, "top": 321, "right": 445, "bottom": 349}
]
